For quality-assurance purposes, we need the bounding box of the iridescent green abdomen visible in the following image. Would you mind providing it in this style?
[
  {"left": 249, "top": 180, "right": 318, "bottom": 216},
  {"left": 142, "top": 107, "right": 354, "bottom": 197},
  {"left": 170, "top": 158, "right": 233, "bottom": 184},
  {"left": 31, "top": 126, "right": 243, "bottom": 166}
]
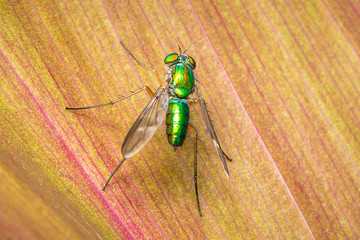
[
  {"left": 166, "top": 98, "right": 189, "bottom": 146},
  {"left": 171, "top": 64, "right": 194, "bottom": 98}
]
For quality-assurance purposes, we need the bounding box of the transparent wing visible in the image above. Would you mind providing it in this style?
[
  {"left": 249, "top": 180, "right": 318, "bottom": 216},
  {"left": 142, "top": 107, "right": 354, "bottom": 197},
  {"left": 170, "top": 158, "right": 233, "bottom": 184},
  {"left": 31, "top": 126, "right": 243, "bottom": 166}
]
[
  {"left": 122, "top": 82, "right": 169, "bottom": 158},
  {"left": 195, "top": 87, "right": 230, "bottom": 178}
]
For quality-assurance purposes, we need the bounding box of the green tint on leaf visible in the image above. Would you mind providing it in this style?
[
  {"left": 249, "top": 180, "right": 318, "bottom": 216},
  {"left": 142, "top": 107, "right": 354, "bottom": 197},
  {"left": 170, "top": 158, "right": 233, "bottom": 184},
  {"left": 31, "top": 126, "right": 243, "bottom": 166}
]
[{"left": 1, "top": 0, "right": 359, "bottom": 239}]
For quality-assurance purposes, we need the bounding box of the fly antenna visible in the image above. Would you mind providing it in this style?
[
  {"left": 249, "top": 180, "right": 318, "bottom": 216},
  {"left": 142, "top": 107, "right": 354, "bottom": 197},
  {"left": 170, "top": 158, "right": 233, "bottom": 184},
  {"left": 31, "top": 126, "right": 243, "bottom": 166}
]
[
  {"left": 184, "top": 37, "right": 203, "bottom": 53},
  {"left": 162, "top": 25, "right": 182, "bottom": 53}
]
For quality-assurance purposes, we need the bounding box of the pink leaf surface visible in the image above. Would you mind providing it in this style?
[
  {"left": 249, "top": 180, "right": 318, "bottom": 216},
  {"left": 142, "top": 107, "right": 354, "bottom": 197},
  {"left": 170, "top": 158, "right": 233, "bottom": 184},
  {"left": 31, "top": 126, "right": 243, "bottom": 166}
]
[{"left": 1, "top": 0, "right": 359, "bottom": 239}]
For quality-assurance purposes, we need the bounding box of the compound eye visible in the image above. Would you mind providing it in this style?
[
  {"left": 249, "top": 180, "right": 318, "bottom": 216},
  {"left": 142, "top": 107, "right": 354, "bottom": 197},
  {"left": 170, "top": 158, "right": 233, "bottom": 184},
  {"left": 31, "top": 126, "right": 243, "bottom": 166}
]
[
  {"left": 188, "top": 56, "right": 196, "bottom": 69},
  {"left": 164, "top": 53, "right": 179, "bottom": 64}
]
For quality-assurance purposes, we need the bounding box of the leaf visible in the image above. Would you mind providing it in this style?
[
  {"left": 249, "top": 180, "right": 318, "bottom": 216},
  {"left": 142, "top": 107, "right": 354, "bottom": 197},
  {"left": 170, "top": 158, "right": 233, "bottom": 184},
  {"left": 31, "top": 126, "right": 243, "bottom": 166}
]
[{"left": 1, "top": 0, "right": 359, "bottom": 239}]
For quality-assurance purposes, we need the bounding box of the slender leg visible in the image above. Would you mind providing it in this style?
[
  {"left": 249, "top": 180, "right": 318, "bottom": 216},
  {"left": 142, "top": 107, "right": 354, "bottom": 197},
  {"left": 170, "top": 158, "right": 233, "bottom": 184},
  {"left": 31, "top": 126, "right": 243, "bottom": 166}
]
[
  {"left": 102, "top": 157, "right": 126, "bottom": 191},
  {"left": 188, "top": 123, "right": 202, "bottom": 217},
  {"left": 101, "top": 85, "right": 155, "bottom": 191},
  {"left": 67, "top": 41, "right": 160, "bottom": 111},
  {"left": 145, "top": 86, "right": 155, "bottom": 98},
  {"left": 194, "top": 87, "right": 233, "bottom": 166},
  {"left": 223, "top": 151, "right": 232, "bottom": 162},
  {"left": 120, "top": 41, "right": 162, "bottom": 87},
  {"left": 65, "top": 86, "right": 154, "bottom": 111},
  {"left": 66, "top": 87, "right": 156, "bottom": 191},
  {"left": 188, "top": 98, "right": 231, "bottom": 162}
]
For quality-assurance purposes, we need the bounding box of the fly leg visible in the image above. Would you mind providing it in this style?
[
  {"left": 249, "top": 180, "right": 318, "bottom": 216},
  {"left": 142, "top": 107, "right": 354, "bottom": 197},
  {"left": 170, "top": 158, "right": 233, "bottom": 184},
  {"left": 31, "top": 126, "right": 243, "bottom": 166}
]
[
  {"left": 100, "top": 86, "right": 156, "bottom": 192},
  {"left": 66, "top": 41, "right": 160, "bottom": 111},
  {"left": 65, "top": 86, "right": 154, "bottom": 110},
  {"left": 120, "top": 41, "right": 162, "bottom": 87},
  {"left": 188, "top": 123, "right": 202, "bottom": 217},
  {"left": 66, "top": 86, "right": 156, "bottom": 191},
  {"left": 194, "top": 86, "right": 231, "bottom": 177},
  {"left": 102, "top": 157, "right": 126, "bottom": 191},
  {"left": 189, "top": 96, "right": 232, "bottom": 163},
  {"left": 101, "top": 85, "right": 158, "bottom": 192}
]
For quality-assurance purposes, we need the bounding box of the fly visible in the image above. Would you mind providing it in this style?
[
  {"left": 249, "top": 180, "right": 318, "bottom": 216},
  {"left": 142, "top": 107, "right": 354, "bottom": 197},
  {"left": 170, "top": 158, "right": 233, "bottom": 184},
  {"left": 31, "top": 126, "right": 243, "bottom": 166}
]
[{"left": 66, "top": 40, "right": 232, "bottom": 216}]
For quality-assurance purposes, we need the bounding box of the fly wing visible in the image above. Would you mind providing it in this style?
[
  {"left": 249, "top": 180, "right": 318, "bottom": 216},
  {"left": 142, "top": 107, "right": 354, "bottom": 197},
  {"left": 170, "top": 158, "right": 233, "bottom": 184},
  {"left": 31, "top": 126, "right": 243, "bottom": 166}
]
[
  {"left": 122, "top": 83, "right": 169, "bottom": 158},
  {"left": 195, "top": 88, "right": 230, "bottom": 178}
]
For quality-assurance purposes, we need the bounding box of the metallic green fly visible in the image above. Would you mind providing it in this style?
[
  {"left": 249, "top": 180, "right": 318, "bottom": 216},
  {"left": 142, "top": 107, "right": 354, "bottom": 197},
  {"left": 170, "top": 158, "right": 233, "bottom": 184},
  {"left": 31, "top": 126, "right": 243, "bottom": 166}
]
[{"left": 66, "top": 41, "right": 232, "bottom": 216}]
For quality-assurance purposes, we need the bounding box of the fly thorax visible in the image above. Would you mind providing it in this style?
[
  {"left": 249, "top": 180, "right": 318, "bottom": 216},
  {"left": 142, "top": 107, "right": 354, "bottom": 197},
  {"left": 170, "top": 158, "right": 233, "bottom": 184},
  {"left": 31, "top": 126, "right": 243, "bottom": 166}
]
[{"left": 169, "top": 63, "right": 194, "bottom": 98}]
